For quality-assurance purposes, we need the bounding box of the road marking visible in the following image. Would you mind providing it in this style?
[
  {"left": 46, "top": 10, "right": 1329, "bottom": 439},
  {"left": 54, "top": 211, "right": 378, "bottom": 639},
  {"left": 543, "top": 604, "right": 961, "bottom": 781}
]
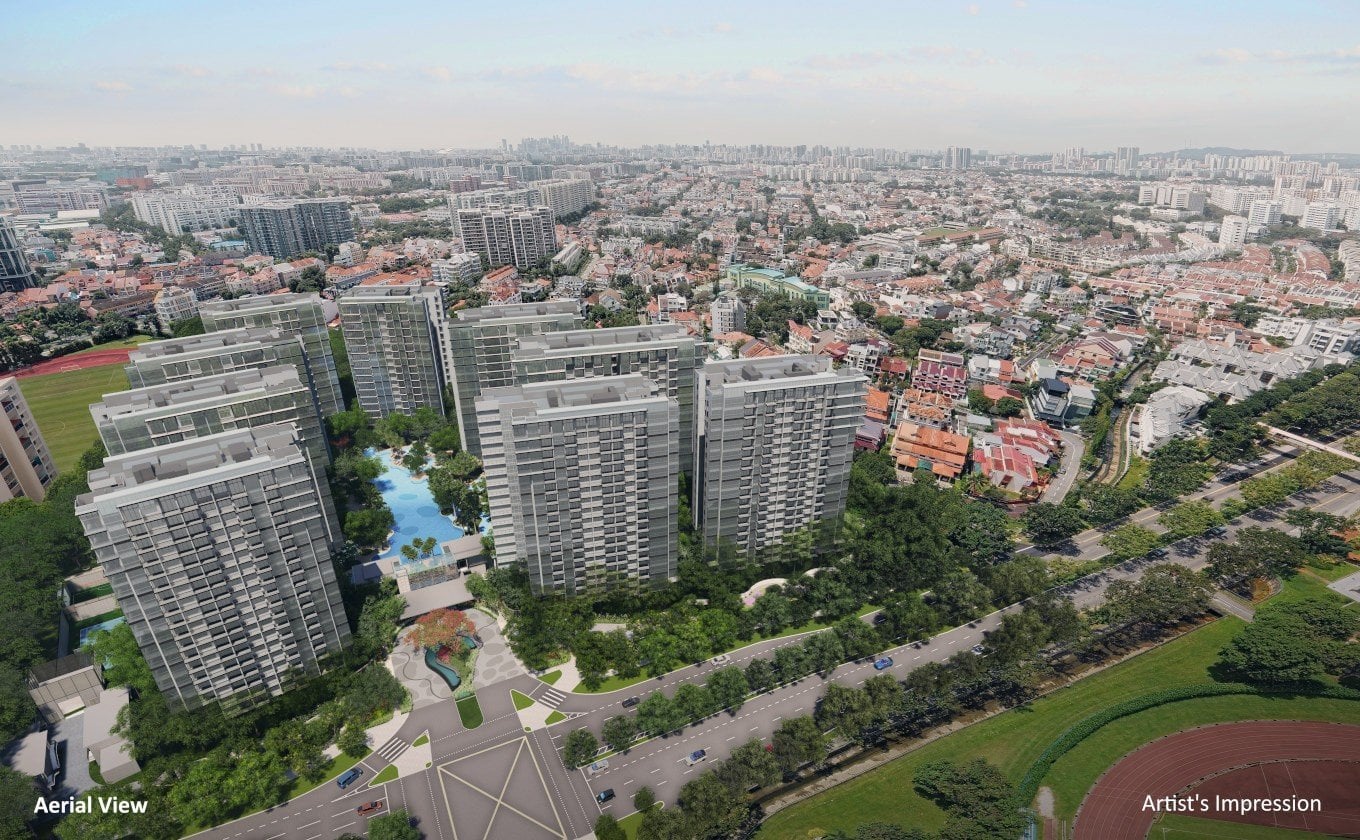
[
  {"left": 298, "top": 820, "right": 320, "bottom": 830},
  {"left": 749, "top": 726, "right": 759, "bottom": 732},
  {"left": 657, "top": 779, "right": 669, "bottom": 786},
  {"left": 625, "top": 779, "right": 634, "bottom": 785},
  {"left": 772, "top": 716, "right": 782, "bottom": 721},
  {"left": 651, "top": 767, "right": 662, "bottom": 773},
  {"left": 330, "top": 811, "right": 354, "bottom": 819},
  {"left": 726, "top": 736, "right": 736, "bottom": 741}
]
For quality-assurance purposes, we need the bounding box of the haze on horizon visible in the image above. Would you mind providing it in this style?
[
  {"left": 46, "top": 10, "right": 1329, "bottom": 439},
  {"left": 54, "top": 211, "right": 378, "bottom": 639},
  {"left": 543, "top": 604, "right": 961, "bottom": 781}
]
[{"left": 4, "top": 0, "right": 1359, "bottom": 154}]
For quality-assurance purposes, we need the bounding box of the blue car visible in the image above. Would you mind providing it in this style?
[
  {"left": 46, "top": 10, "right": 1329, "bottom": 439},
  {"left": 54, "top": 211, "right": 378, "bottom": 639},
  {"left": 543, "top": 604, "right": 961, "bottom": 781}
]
[
  {"left": 873, "top": 657, "right": 894, "bottom": 670},
  {"left": 337, "top": 767, "right": 363, "bottom": 789}
]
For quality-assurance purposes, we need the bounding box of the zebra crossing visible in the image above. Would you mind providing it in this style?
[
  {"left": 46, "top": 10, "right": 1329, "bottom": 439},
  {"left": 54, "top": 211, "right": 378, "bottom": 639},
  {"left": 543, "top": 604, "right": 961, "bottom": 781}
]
[
  {"left": 374, "top": 736, "right": 408, "bottom": 764},
  {"left": 538, "top": 687, "right": 567, "bottom": 709}
]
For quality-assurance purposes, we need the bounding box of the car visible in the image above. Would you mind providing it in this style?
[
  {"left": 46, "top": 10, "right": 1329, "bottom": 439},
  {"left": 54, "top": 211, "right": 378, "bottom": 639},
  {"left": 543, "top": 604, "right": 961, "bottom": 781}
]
[
  {"left": 356, "top": 801, "right": 385, "bottom": 816},
  {"left": 336, "top": 768, "right": 363, "bottom": 789},
  {"left": 685, "top": 749, "right": 708, "bottom": 766},
  {"left": 596, "top": 789, "right": 615, "bottom": 803},
  {"left": 621, "top": 696, "right": 640, "bottom": 708},
  {"left": 1205, "top": 525, "right": 1230, "bottom": 538},
  {"left": 1146, "top": 547, "right": 1169, "bottom": 558},
  {"left": 1227, "top": 471, "right": 1252, "bottom": 483},
  {"left": 970, "top": 644, "right": 987, "bottom": 656},
  {"left": 872, "top": 612, "right": 888, "bottom": 625},
  {"left": 587, "top": 759, "right": 610, "bottom": 775},
  {"left": 711, "top": 653, "right": 731, "bottom": 666},
  {"left": 873, "top": 657, "right": 894, "bottom": 670}
]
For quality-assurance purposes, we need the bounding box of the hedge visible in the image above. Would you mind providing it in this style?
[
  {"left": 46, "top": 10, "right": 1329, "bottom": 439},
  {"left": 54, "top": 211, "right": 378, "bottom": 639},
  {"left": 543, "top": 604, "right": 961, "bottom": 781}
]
[{"left": 1015, "top": 682, "right": 1360, "bottom": 805}]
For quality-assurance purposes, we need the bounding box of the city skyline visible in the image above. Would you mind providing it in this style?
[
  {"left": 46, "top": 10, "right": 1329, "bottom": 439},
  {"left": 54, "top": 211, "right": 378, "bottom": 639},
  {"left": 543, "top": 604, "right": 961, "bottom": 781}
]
[{"left": 5, "top": 1, "right": 1360, "bottom": 153}]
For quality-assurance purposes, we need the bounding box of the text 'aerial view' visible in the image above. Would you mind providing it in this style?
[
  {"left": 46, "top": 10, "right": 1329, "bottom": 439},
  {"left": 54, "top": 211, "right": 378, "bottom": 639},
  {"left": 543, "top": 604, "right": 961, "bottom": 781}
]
[{"left": 3, "top": 2, "right": 1360, "bottom": 840}]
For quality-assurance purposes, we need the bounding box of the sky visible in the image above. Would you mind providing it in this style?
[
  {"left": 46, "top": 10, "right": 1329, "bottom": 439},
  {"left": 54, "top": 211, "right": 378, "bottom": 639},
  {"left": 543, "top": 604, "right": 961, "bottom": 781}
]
[{"left": 3, "top": 0, "right": 1359, "bottom": 154}]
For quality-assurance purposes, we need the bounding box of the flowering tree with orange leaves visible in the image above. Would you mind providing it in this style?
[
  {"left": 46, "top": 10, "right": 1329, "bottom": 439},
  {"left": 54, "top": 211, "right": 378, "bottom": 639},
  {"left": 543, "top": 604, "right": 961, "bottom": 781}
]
[{"left": 404, "top": 608, "right": 477, "bottom": 658}]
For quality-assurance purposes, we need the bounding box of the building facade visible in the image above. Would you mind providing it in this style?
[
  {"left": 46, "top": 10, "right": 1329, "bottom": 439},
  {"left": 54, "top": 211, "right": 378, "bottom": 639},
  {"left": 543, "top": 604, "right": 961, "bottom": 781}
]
[
  {"left": 0, "top": 216, "right": 38, "bottom": 293},
  {"left": 512, "top": 324, "right": 701, "bottom": 475},
  {"left": 476, "top": 376, "right": 678, "bottom": 595},
  {"left": 695, "top": 355, "right": 866, "bottom": 556},
  {"left": 339, "top": 284, "right": 450, "bottom": 419},
  {"left": 199, "top": 293, "right": 345, "bottom": 417},
  {"left": 0, "top": 377, "right": 57, "bottom": 501},
  {"left": 455, "top": 206, "right": 557, "bottom": 270},
  {"left": 75, "top": 427, "right": 350, "bottom": 712},
  {"left": 711, "top": 295, "right": 746, "bottom": 335},
  {"left": 446, "top": 301, "right": 582, "bottom": 455},
  {"left": 240, "top": 199, "right": 354, "bottom": 260}
]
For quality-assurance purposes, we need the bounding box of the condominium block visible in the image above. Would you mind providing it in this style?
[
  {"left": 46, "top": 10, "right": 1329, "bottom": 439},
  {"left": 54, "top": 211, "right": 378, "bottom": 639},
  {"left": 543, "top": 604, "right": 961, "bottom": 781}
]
[
  {"left": 91, "top": 366, "right": 328, "bottom": 463},
  {"left": 695, "top": 356, "right": 866, "bottom": 555},
  {"left": 0, "top": 216, "right": 38, "bottom": 293},
  {"left": 125, "top": 328, "right": 315, "bottom": 400},
  {"left": 338, "top": 284, "right": 450, "bottom": 419},
  {"left": 476, "top": 376, "right": 678, "bottom": 595},
  {"left": 240, "top": 199, "right": 354, "bottom": 260},
  {"left": 456, "top": 206, "right": 557, "bottom": 270},
  {"left": 75, "top": 427, "right": 349, "bottom": 712},
  {"left": 0, "top": 377, "right": 56, "bottom": 501},
  {"left": 711, "top": 295, "right": 746, "bottom": 335},
  {"left": 512, "top": 324, "right": 700, "bottom": 475},
  {"left": 446, "top": 301, "right": 581, "bottom": 455},
  {"left": 199, "top": 293, "right": 344, "bottom": 417}
]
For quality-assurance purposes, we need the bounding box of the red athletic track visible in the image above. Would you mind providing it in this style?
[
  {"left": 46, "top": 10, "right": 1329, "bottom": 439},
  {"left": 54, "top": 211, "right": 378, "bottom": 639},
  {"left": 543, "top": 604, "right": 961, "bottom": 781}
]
[
  {"left": 1194, "top": 760, "right": 1360, "bottom": 836},
  {"left": 11, "top": 348, "right": 135, "bottom": 379},
  {"left": 1072, "top": 721, "right": 1360, "bottom": 840}
]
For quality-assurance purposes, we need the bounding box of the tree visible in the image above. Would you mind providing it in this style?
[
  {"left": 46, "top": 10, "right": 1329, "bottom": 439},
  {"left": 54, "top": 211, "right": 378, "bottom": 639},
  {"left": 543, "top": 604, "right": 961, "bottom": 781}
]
[
  {"left": 994, "top": 396, "right": 1024, "bottom": 418},
  {"left": 1023, "top": 503, "right": 1085, "bottom": 547},
  {"left": 1102, "top": 564, "right": 1212, "bottom": 628},
  {"left": 343, "top": 506, "right": 395, "bottom": 548},
  {"left": 715, "top": 739, "right": 781, "bottom": 794},
  {"left": 368, "top": 810, "right": 421, "bottom": 840},
  {"left": 1204, "top": 527, "right": 1313, "bottom": 585},
  {"left": 706, "top": 667, "right": 750, "bottom": 713},
  {"left": 771, "top": 715, "right": 828, "bottom": 773},
  {"left": 338, "top": 723, "right": 369, "bottom": 758},
  {"left": 170, "top": 315, "right": 205, "bottom": 337},
  {"left": 1099, "top": 524, "right": 1162, "bottom": 561},
  {"left": 601, "top": 714, "right": 638, "bottom": 752},
  {"left": 678, "top": 772, "right": 745, "bottom": 838},
  {"left": 637, "top": 692, "right": 684, "bottom": 736},
  {"left": 633, "top": 785, "right": 657, "bottom": 811},
  {"left": 802, "top": 631, "right": 847, "bottom": 676},
  {"left": 674, "top": 683, "right": 716, "bottom": 722},
  {"left": 948, "top": 500, "right": 1013, "bottom": 565},
  {"left": 1220, "top": 598, "right": 1359, "bottom": 684},
  {"left": 744, "top": 658, "right": 777, "bottom": 694},
  {"left": 1156, "top": 500, "right": 1223, "bottom": 539},
  {"left": 562, "top": 728, "right": 600, "bottom": 768},
  {"left": 404, "top": 608, "right": 477, "bottom": 655},
  {"left": 816, "top": 683, "right": 875, "bottom": 743},
  {"left": 931, "top": 568, "right": 993, "bottom": 624},
  {"left": 1082, "top": 485, "right": 1142, "bottom": 524},
  {"left": 967, "top": 389, "right": 995, "bottom": 415},
  {"left": 594, "top": 814, "right": 627, "bottom": 840},
  {"left": 0, "top": 765, "right": 37, "bottom": 839},
  {"left": 86, "top": 621, "right": 157, "bottom": 695}
]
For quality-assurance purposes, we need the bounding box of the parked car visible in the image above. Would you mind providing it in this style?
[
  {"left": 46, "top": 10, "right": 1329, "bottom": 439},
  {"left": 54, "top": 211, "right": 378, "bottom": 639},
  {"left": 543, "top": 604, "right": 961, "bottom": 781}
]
[
  {"left": 356, "top": 801, "right": 385, "bottom": 816},
  {"left": 621, "top": 696, "right": 640, "bottom": 708},
  {"left": 872, "top": 613, "right": 888, "bottom": 625},
  {"left": 1146, "top": 547, "right": 1169, "bottom": 558},
  {"left": 596, "top": 789, "right": 615, "bottom": 803},
  {"left": 685, "top": 749, "right": 708, "bottom": 766},
  {"left": 873, "top": 657, "right": 894, "bottom": 670},
  {"left": 587, "top": 759, "right": 610, "bottom": 775},
  {"left": 711, "top": 653, "right": 731, "bottom": 666},
  {"left": 1205, "top": 525, "right": 1230, "bottom": 538},
  {"left": 970, "top": 644, "right": 987, "bottom": 656},
  {"left": 336, "top": 768, "right": 363, "bottom": 789}
]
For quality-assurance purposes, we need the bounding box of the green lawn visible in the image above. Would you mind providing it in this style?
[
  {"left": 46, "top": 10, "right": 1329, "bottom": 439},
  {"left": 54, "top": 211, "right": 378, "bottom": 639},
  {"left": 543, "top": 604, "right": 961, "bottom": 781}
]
[
  {"left": 1118, "top": 455, "right": 1149, "bottom": 490},
  {"left": 540, "top": 670, "right": 563, "bottom": 685},
  {"left": 1150, "top": 813, "right": 1337, "bottom": 839},
  {"left": 618, "top": 804, "right": 662, "bottom": 840},
  {"left": 371, "top": 765, "right": 399, "bottom": 785},
  {"left": 511, "top": 689, "right": 535, "bottom": 710},
  {"left": 759, "top": 619, "right": 1245, "bottom": 839},
  {"left": 545, "top": 710, "right": 566, "bottom": 725},
  {"left": 412, "top": 733, "right": 429, "bottom": 747},
  {"left": 18, "top": 361, "right": 133, "bottom": 473},
  {"left": 457, "top": 695, "right": 484, "bottom": 728}
]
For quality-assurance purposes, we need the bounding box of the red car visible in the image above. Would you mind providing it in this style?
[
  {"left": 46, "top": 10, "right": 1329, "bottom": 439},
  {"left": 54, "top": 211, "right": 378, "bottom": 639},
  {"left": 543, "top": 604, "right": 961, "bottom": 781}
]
[{"left": 356, "top": 800, "right": 385, "bottom": 816}]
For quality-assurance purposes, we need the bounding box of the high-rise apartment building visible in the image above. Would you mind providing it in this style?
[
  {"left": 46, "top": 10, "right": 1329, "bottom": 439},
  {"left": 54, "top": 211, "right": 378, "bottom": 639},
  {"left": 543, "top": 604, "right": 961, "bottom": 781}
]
[
  {"left": 711, "top": 295, "right": 747, "bottom": 336},
  {"left": 0, "top": 377, "right": 56, "bottom": 501},
  {"left": 76, "top": 426, "right": 350, "bottom": 712},
  {"left": 1302, "top": 202, "right": 1340, "bottom": 231},
  {"left": 0, "top": 216, "right": 38, "bottom": 293},
  {"left": 339, "top": 283, "right": 451, "bottom": 419},
  {"left": 1219, "top": 215, "right": 1250, "bottom": 250},
  {"left": 199, "top": 294, "right": 344, "bottom": 417},
  {"left": 240, "top": 199, "right": 354, "bottom": 259},
  {"left": 130, "top": 190, "right": 240, "bottom": 233},
  {"left": 1115, "top": 146, "right": 1140, "bottom": 175},
  {"left": 512, "top": 324, "right": 701, "bottom": 476},
  {"left": 445, "top": 302, "right": 581, "bottom": 455},
  {"left": 695, "top": 356, "right": 866, "bottom": 555},
  {"left": 1247, "top": 199, "right": 1282, "bottom": 227},
  {"left": 126, "top": 328, "right": 320, "bottom": 410},
  {"left": 456, "top": 206, "right": 557, "bottom": 270},
  {"left": 944, "top": 146, "right": 971, "bottom": 170},
  {"left": 476, "top": 376, "right": 678, "bottom": 595},
  {"left": 92, "top": 366, "right": 328, "bottom": 463}
]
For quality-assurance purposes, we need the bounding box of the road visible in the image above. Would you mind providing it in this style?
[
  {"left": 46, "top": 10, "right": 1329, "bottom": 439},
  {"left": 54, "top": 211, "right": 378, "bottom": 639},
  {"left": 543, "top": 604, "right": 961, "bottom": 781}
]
[
  {"left": 1039, "top": 429, "right": 1086, "bottom": 503},
  {"left": 190, "top": 464, "right": 1360, "bottom": 840}
]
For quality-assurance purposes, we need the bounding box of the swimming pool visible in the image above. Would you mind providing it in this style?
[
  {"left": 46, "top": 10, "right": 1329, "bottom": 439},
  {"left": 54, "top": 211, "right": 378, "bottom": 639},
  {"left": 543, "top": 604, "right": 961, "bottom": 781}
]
[
  {"left": 78, "top": 616, "right": 125, "bottom": 649},
  {"left": 367, "top": 448, "right": 486, "bottom": 561}
]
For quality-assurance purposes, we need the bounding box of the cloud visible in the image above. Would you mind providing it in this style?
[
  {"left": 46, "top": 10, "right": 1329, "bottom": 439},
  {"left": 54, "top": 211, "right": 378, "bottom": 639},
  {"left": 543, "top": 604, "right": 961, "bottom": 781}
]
[
  {"left": 712, "top": 21, "right": 734, "bottom": 33},
  {"left": 1013, "top": 0, "right": 1028, "bottom": 7},
  {"left": 328, "top": 61, "right": 391, "bottom": 73},
  {"left": 273, "top": 84, "right": 319, "bottom": 98},
  {"left": 1205, "top": 47, "right": 1253, "bottom": 64},
  {"left": 422, "top": 66, "right": 453, "bottom": 82},
  {"left": 173, "top": 65, "right": 211, "bottom": 78},
  {"left": 747, "top": 67, "right": 783, "bottom": 83},
  {"left": 94, "top": 80, "right": 132, "bottom": 92},
  {"left": 1200, "top": 44, "right": 1360, "bottom": 66},
  {"left": 966, "top": 3, "right": 980, "bottom": 15}
]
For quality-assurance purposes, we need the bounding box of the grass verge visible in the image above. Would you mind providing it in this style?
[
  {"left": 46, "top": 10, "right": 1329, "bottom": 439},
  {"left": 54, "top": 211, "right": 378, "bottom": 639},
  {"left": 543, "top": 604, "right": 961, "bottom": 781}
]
[
  {"left": 285, "top": 752, "right": 362, "bottom": 799},
  {"left": 545, "top": 710, "right": 566, "bottom": 725},
  {"left": 371, "top": 765, "right": 398, "bottom": 785},
  {"left": 540, "top": 670, "right": 563, "bottom": 685},
  {"left": 456, "top": 695, "right": 484, "bottom": 729},
  {"left": 511, "top": 689, "right": 534, "bottom": 710},
  {"left": 412, "top": 733, "right": 429, "bottom": 747}
]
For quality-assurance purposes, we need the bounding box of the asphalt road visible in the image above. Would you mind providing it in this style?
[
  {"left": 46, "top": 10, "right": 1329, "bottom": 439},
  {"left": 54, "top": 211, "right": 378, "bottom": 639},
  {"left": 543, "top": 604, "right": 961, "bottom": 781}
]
[{"left": 190, "top": 464, "right": 1360, "bottom": 840}]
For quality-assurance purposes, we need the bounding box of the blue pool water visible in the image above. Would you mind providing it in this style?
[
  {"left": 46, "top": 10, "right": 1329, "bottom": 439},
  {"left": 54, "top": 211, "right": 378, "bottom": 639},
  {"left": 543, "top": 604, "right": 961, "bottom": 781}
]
[
  {"left": 423, "top": 635, "right": 479, "bottom": 690},
  {"left": 368, "top": 448, "right": 466, "bottom": 561},
  {"left": 78, "top": 616, "right": 125, "bottom": 649}
]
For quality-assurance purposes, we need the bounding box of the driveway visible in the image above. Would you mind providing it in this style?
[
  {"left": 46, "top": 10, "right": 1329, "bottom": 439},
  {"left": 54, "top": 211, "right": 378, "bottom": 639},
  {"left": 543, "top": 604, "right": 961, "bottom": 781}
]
[{"left": 1040, "top": 429, "right": 1086, "bottom": 503}]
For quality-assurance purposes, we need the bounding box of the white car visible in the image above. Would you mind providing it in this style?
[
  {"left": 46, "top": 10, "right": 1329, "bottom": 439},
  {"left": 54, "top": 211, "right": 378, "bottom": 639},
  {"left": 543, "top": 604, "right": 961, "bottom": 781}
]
[
  {"left": 587, "top": 759, "right": 610, "bottom": 775},
  {"left": 711, "top": 654, "right": 731, "bottom": 666}
]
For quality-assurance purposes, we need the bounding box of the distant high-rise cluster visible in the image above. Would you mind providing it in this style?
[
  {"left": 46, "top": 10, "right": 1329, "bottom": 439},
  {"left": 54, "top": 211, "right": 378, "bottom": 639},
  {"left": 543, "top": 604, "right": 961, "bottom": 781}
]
[{"left": 944, "top": 146, "right": 972, "bottom": 171}]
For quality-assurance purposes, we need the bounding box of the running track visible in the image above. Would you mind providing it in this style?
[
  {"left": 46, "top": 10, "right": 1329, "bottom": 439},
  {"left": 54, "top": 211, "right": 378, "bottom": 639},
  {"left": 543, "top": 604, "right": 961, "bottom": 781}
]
[
  {"left": 1073, "top": 721, "right": 1360, "bottom": 840},
  {"left": 11, "top": 348, "right": 135, "bottom": 378}
]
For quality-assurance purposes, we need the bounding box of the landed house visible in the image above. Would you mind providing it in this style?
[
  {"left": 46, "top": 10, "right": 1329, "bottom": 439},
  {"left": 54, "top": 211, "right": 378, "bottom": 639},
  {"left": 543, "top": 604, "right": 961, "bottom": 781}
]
[
  {"left": 1130, "top": 385, "right": 1212, "bottom": 454},
  {"left": 890, "top": 421, "right": 971, "bottom": 483},
  {"left": 1028, "top": 378, "right": 1097, "bottom": 426},
  {"left": 896, "top": 388, "right": 955, "bottom": 429},
  {"left": 973, "top": 441, "right": 1040, "bottom": 492}
]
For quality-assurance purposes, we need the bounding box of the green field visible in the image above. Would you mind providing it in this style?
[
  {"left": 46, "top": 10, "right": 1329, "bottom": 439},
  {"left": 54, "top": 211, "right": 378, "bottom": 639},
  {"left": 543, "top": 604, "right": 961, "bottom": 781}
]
[
  {"left": 18, "top": 361, "right": 131, "bottom": 473},
  {"left": 1149, "top": 813, "right": 1337, "bottom": 839},
  {"left": 759, "top": 571, "right": 1360, "bottom": 839}
]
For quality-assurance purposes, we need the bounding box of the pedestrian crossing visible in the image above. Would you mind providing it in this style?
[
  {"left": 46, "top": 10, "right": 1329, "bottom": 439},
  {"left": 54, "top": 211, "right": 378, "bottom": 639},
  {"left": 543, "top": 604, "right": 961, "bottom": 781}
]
[
  {"left": 375, "top": 736, "right": 408, "bottom": 763},
  {"left": 539, "top": 687, "right": 567, "bottom": 709}
]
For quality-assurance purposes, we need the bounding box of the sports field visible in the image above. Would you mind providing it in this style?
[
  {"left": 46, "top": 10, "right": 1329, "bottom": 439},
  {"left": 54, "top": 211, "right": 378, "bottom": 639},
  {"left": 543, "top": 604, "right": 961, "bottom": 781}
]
[{"left": 18, "top": 362, "right": 131, "bottom": 473}]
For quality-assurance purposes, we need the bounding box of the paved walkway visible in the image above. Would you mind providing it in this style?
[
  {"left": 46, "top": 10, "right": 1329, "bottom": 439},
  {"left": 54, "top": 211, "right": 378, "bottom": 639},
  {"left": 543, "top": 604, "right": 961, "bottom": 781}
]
[
  {"left": 390, "top": 641, "right": 455, "bottom": 709},
  {"left": 470, "top": 608, "right": 528, "bottom": 686}
]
